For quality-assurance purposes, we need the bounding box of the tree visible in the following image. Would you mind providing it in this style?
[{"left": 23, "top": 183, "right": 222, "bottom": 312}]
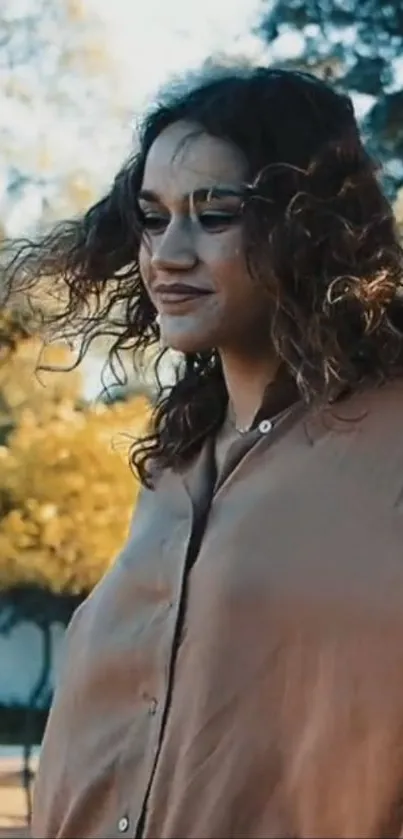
[
  {"left": 0, "top": 394, "right": 148, "bottom": 595},
  {"left": 0, "top": 306, "right": 149, "bottom": 595},
  {"left": 0, "top": 0, "right": 131, "bottom": 232},
  {"left": 255, "top": 0, "right": 403, "bottom": 196},
  {"left": 0, "top": 308, "right": 81, "bottom": 438}
]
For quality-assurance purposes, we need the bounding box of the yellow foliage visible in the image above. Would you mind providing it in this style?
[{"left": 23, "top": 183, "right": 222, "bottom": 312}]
[
  {"left": 0, "top": 395, "right": 150, "bottom": 595},
  {"left": 0, "top": 309, "right": 151, "bottom": 595},
  {"left": 0, "top": 333, "right": 81, "bottom": 427}
]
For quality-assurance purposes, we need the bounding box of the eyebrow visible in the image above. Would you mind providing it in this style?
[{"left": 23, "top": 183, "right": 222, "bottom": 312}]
[{"left": 137, "top": 186, "right": 246, "bottom": 204}]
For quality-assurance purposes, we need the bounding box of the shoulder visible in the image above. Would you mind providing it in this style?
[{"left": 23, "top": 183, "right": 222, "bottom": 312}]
[
  {"left": 337, "top": 378, "right": 403, "bottom": 423},
  {"left": 310, "top": 378, "right": 403, "bottom": 456},
  {"left": 303, "top": 378, "right": 403, "bottom": 452}
]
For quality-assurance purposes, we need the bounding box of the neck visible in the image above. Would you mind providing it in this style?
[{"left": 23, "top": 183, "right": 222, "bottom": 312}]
[{"left": 220, "top": 348, "right": 280, "bottom": 432}]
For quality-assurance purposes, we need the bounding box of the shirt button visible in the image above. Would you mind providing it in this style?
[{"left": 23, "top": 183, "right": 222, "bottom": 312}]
[
  {"left": 118, "top": 815, "right": 129, "bottom": 833},
  {"left": 258, "top": 419, "right": 273, "bottom": 434},
  {"left": 149, "top": 697, "right": 158, "bottom": 715}
]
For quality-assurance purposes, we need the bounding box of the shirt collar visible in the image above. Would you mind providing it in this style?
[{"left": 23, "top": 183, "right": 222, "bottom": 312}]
[{"left": 252, "top": 372, "right": 300, "bottom": 430}]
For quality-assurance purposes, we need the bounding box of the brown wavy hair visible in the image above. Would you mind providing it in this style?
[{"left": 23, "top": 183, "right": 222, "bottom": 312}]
[{"left": 3, "top": 65, "right": 403, "bottom": 485}]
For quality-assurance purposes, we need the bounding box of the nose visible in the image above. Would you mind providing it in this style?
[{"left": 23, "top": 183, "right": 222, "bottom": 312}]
[{"left": 151, "top": 218, "right": 198, "bottom": 273}]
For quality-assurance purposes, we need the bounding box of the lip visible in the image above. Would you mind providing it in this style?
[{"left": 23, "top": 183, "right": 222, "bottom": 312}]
[
  {"left": 154, "top": 282, "right": 213, "bottom": 297},
  {"left": 154, "top": 281, "right": 214, "bottom": 313}
]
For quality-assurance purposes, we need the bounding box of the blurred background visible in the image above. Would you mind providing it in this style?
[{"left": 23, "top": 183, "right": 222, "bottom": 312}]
[{"left": 0, "top": 0, "right": 402, "bottom": 833}]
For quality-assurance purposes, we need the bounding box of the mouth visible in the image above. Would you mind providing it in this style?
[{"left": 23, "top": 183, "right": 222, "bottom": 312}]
[{"left": 154, "top": 282, "right": 213, "bottom": 310}]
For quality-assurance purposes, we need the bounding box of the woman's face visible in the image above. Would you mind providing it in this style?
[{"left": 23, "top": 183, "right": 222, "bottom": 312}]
[{"left": 138, "top": 120, "right": 271, "bottom": 355}]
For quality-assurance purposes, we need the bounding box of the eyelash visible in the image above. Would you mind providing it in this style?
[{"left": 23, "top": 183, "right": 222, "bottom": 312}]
[{"left": 140, "top": 211, "right": 241, "bottom": 233}]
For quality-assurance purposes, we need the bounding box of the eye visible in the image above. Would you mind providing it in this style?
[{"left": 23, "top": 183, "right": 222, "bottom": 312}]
[
  {"left": 198, "top": 210, "right": 241, "bottom": 230},
  {"left": 140, "top": 212, "right": 169, "bottom": 233}
]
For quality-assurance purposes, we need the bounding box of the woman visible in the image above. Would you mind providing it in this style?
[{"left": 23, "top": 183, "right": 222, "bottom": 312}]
[{"left": 7, "top": 66, "right": 403, "bottom": 838}]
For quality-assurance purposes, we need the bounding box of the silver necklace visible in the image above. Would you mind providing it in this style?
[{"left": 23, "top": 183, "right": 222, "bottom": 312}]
[{"left": 226, "top": 403, "right": 252, "bottom": 435}]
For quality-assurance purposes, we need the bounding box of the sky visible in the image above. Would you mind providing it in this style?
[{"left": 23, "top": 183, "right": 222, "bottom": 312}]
[
  {"left": 87, "top": 0, "right": 379, "bottom": 121},
  {"left": 87, "top": 0, "right": 266, "bottom": 112},
  {"left": 1, "top": 0, "right": 380, "bottom": 238},
  {"left": 1, "top": 0, "right": 268, "bottom": 237}
]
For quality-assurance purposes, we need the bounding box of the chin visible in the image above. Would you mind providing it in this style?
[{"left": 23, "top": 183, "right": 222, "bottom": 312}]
[{"left": 161, "top": 328, "right": 216, "bottom": 356}]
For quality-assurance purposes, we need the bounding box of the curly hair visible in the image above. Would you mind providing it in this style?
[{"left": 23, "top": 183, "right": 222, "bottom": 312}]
[{"left": 3, "top": 65, "right": 403, "bottom": 486}]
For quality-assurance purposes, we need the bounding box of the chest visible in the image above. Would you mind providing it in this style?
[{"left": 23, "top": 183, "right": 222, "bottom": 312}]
[
  {"left": 186, "top": 425, "right": 403, "bottom": 624},
  {"left": 88, "top": 419, "right": 403, "bottom": 664}
]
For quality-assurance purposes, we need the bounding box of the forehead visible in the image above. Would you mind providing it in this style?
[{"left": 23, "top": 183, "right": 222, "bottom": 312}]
[{"left": 141, "top": 120, "right": 247, "bottom": 199}]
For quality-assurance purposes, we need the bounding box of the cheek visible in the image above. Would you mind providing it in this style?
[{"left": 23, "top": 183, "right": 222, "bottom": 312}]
[
  {"left": 209, "top": 251, "right": 253, "bottom": 305},
  {"left": 210, "top": 248, "right": 270, "bottom": 335},
  {"left": 202, "top": 229, "right": 247, "bottom": 288}
]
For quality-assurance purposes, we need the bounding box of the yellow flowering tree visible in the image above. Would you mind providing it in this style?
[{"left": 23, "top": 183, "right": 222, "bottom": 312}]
[
  {"left": 0, "top": 311, "right": 149, "bottom": 595},
  {"left": 0, "top": 307, "right": 150, "bottom": 595},
  {"left": 0, "top": 395, "right": 149, "bottom": 595},
  {"left": 0, "top": 309, "right": 152, "bottom": 596},
  {"left": 0, "top": 309, "right": 81, "bottom": 437}
]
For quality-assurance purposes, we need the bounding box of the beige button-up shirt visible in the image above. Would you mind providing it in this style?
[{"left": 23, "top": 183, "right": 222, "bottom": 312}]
[{"left": 33, "top": 379, "right": 403, "bottom": 838}]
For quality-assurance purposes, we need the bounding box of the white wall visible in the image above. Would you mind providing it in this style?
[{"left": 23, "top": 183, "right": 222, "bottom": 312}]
[{"left": 0, "top": 621, "right": 66, "bottom": 707}]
